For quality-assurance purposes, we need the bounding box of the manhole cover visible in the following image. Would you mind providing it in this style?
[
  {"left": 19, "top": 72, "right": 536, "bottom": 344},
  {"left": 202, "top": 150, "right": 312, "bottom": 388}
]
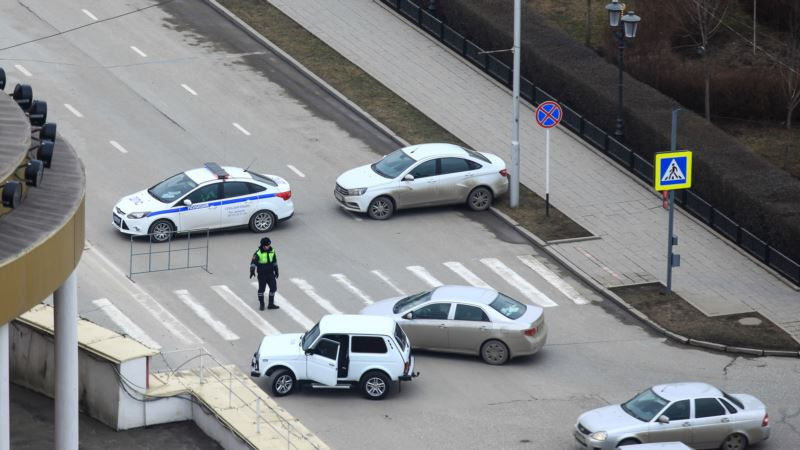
[{"left": 738, "top": 317, "right": 762, "bottom": 326}]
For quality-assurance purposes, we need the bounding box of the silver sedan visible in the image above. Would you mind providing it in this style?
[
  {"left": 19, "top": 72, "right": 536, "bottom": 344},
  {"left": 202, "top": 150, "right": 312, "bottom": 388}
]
[
  {"left": 359, "top": 285, "right": 546, "bottom": 365},
  {"left": 574, "top": 382, "right": 770, "bottom": 450}
]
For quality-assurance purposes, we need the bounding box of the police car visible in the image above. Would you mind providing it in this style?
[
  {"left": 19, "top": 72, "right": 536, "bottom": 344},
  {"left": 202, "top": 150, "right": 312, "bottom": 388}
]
[{"left": 112, "top": 163, "right": 294, "bottom": 242}]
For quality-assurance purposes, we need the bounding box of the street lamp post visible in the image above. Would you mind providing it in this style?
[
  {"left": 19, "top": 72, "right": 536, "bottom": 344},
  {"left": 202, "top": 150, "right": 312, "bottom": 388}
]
[{"left": 605, "top": 1, "right": 641, "bottom": 140}]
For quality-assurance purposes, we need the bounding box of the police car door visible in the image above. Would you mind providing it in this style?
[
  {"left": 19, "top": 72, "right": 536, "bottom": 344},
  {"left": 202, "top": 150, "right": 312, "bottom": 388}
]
[
  {"left": 178, "top": 182, "right": 222, "bottom": 232},
  {"left": 220, "top": 181, "right": 254, "bottom": 228}
]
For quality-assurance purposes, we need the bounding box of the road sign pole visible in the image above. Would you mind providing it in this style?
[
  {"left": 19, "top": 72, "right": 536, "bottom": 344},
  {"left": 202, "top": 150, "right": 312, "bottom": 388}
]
[
  {"left": 665, "top": 108, "right": 680, "bottom": 294},
  {"left": 509, "top": 0, "right": 521, "bottom": 208},
  {"left": 545, "top": 128, "right": 550, "bottom": 216}
]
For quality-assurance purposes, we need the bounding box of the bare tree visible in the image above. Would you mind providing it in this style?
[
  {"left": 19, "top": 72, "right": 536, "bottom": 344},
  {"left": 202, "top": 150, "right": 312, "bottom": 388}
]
[
  {"left": 671, "top": 0, "right": 732, "bottom": 121},
  {"left": 780, "top": 3, "right": 800, "bottom": 129}
]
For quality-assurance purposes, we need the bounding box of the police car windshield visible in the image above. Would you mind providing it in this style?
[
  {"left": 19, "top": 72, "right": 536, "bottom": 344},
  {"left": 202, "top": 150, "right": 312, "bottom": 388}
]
[
  {"left": 148, "top": 172, "right": 198, "bottom": 203},
  {"left": 372, "top": 149, "right": 415, "bottom": 179}
]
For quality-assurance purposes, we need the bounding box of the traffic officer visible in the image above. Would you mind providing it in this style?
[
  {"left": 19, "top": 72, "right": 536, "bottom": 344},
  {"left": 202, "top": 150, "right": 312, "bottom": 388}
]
[{"left": 250, "top": 237, "right": 279, "bottom": 311}]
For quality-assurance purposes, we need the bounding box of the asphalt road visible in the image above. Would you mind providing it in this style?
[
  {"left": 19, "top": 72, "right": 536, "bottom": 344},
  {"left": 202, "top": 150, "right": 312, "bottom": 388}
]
[{"left": 2, "top": 0, "right": 798, "bottom": 449}]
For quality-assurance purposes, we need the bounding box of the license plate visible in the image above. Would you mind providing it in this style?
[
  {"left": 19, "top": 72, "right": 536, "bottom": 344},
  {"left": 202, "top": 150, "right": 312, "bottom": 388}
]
[
  {"left": 574, "top": 431, "right": 586, "bottom": 446},
  {"left": 113, "top": 213, "right": 121, "bottom": 226},
  {"left": 335, "top": 191, "right": 343, "bottom": 202}
]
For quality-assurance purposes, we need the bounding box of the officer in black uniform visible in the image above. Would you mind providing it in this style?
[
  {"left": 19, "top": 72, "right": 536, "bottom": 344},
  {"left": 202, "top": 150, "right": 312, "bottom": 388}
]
[{"left": 250, "top": 237, "right": 279, "bottom": 311}]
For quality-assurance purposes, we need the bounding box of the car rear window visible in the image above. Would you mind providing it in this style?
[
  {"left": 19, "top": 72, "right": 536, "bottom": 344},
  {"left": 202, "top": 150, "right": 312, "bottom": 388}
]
[
  {"left": 247, "top": 172, "right": 278, "bottom": 187},
  {"left": 351, "top": 336, "right": 387, "bottom": 354},
  {"left": 393, "top": 290, "right": 433, "bottom": 313},
  {"left": 722, "top": 391, "right": 744, "bottom": 409},
  {"left": 394, "top": 324, "right": 407, "bottom": 351},
  {"left": 462, "top": 147, "right": 491, "bottom": 163},
  {"left": 489, "top": 293, "right": 527, "bottom": 319}
]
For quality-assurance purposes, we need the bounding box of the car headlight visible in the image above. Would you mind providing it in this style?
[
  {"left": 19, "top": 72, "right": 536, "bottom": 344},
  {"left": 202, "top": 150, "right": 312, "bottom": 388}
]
[
  {"left": 589, "top": 431, "right": 607, "bottom": 441},
  {"left": 348, "top": 187, "right": 367, "bottom": 196},
  {"left": 127, "top": 211, "right": 151, "bottom": 219}
]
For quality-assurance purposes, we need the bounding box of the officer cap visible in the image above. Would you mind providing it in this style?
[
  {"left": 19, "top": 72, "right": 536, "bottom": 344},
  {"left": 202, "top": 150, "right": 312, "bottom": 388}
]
[{"left": 260, "top": 237, "right": 271, "bottom": 246}]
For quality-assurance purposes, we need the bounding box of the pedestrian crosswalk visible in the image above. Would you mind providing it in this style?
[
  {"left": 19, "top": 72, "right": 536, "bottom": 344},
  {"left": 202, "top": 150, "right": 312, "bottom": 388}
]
[{"left": 90, "top": 254, "right": 595, "bottom": 350}]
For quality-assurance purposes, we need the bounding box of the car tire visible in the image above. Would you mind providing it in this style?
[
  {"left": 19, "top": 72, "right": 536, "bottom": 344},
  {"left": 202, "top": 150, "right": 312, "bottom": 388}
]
[
  {"left": 720, "top": 433, "right": 748, "bottom": 450},
  {"left": 467, "top": 186, "right": 493, "bottom": 211},
  {"left": 269, "top": 369, "right": 295, "bottom": 397},
  {"left": 149, "top": 220, "right": 174, "bottom": 243},
  {"left": 367, "top": 196, "right": 394, "bottom": 220},
  {"left": 480, "top": 339, "right": 509, "bottom": 365},
  {"left": 617, "top": 438, "right": 640, "bottom": 446},
  {"left": 249, "top": 210, "right": 276, "bottom": 233},
  {"left": 360, "top": 370, "right": 390, "bottom": 400}
]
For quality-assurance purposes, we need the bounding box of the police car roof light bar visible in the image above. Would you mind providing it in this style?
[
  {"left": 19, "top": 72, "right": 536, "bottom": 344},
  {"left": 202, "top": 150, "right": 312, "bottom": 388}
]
[{"left": 204, "top": 162, "right": 229, "bottom": 179}]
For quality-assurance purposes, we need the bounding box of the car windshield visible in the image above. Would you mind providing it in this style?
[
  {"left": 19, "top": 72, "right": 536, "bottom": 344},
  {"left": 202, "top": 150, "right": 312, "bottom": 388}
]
[
  {"left": 148, "top": 172, "right": 198, "bottom": 203},
  {"left": 621, "top": 389, "right": 669, "bottom": 422},
  {"left": 301, "top": 323, "right": 320, "bottom": 351},
  {"left": 393, "top": 290, "right": 433, "bottom": 313},
  {"left": 489, "top": 293, "right": 527, "bottom": 319},
  {"left": 372, "top": 149, "right": 416, "bottom": 178}
]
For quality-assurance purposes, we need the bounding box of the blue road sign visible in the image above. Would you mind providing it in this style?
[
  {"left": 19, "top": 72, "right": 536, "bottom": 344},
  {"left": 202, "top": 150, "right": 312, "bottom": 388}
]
[
  {"left": 536, "top": 101, "right": 562, "bottom": 128},
  {"left": 654, "top": 151, "right": 692, "bottom": 191}
]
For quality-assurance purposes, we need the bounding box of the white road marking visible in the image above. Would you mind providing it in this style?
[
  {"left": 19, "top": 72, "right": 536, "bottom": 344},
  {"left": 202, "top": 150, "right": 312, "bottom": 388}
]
[
  {"left": 443, "top": 262, "right": 491, "bottom": 289},
  {"left": 109, "top": 140, "right": 128, "bottom": 154},
  {"left": 480, "top": 258, "right": 558, "bottom": 307},
  {"left": 82, "top": 242, "right": 200, "bottom": 345},
  {"left": 130, "top": 46, "right": 147, "bottom": 57},
  {"left": 64, "top": 104, "right": 83, "bottom": 118},
  {"left": 174, "top": 290, "right": 239, "bottom": 341},
  {"left": 82, "top": 9, "right": 98, "bottom": 21},
  {"left": 518, "top": 255, "right": 590, "bottom": 305},
  {"left": 250, "top": 283, "right": 316, "bottom": 329},
  {"left": 407, "top": 266, "right": 443, "bottom": 288},
  {"left": 92, "top": 298, "right": 161, "bottom": 349},
  {"left": 14, "top": 64, "right": 31, "bottom": 77},
  {"left": 211, "top": 285, "right": 279, "bottom": 336},
  {"left": 371, "top": 270, "right": 405, "bottom": 296},
  {"left": 290, "top": 278, "right": 342, "bottom": 314},
  {"left": 576, "top": 246, "right": 624, "bottom": 281},
  {"left": 286, "top": 164, "right": 305, "bottom": 178},
  {"left": 181, "top": 83, "right": 198, "bottom": 96},
  {"left": 232, "top": 122, "right": 251, "bottom": 136},
  {"left": 331, "top": 274, "right": 373, "bottom": 305}
]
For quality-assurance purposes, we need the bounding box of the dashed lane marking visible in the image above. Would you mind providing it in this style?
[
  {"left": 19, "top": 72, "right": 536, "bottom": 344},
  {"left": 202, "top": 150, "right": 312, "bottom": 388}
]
[
  {"left": 14, "top": 64, "right": 31, "bottom": 77},
  {"left": 82, "top": 9, "right": 98, "bottom": 21},
  {"left": 232, "top": 122, "right": 251, "bottom": 136},
  {"left": 109, "top": 140, "right": 128, "bottom": 154},
  {"left": 64, "top": 104, "right": 83, "bottom": 118},
  {"left": 130, "top": 46, "right": 147, "bottom": 57},
  {"left": 181, "top": 84, "right": 198, "bottom": 96},
  {"left": 286, "top": 164, "right": 305, "bottom": 178}
]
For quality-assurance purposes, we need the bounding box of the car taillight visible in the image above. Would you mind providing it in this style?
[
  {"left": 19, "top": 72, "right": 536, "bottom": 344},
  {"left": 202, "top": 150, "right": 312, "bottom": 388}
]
[
  {"left": 523, "top": 326, "right": 537, "bottom": 337},
  {"left": 500, "top": 168, "right": 508, "bottom": 177},
  {"left": 762, "top": 414, "right": 769, "bottom": 427},
  {"left": 403, "top": 360, "right": 410, "bottom": 375},
  {"left": 276, "top": 191, "right": 291, "bottom": 201}
]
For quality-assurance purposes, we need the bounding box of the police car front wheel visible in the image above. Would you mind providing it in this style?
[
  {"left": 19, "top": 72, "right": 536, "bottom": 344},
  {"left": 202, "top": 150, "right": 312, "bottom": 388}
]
[
  {"left": 249, "top": 210, "right": 276, "bottom": 233},
  {"left": 149, "top": 220, "right": 175, "bottom": 243}
]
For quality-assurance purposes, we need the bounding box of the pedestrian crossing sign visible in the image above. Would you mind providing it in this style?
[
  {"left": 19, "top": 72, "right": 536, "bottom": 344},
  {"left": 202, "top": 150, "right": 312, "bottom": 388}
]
[{"left": 654, "top": 151, "right": 692, "bottom": 191}]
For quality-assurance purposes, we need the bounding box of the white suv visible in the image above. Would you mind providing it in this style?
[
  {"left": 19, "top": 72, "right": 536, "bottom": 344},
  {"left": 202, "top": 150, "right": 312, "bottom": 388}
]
[{"left": 250, "top": 315, "right": 418, "bottom": 400}]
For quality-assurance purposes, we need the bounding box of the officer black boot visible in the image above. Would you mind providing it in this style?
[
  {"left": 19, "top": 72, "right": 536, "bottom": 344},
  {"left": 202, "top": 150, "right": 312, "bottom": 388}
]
[
  {"left": 258, "top": 294, "right": 265, "bottom": 311},
  {"left": 267, "top": 293, "right": 279, "bottom": 310}
]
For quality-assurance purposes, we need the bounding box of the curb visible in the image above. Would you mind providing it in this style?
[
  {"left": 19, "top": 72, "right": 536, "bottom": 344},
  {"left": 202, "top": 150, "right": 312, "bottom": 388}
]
[{"left": 489, "top": 206, "right": 800, "bottom": 358}]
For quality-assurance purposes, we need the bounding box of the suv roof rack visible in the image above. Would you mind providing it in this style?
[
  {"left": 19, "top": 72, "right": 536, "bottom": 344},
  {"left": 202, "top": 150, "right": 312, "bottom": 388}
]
[{"left": 204, "top": 162, "right": 229, "bottom": 179}]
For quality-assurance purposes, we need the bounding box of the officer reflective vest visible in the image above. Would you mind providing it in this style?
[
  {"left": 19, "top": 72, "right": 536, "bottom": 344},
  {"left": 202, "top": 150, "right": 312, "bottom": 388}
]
[{"left": 256, "top": 249, "right": 275, "bottom": 265}]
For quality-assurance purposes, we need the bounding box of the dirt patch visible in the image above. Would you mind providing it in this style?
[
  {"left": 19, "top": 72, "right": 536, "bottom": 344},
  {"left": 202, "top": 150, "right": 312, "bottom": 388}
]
[
  {"left": 611, "top": 282, "right": 800, "bottom": 351},
  {"left": 494, "top": 183, "right": 592, "bottom": 241}
]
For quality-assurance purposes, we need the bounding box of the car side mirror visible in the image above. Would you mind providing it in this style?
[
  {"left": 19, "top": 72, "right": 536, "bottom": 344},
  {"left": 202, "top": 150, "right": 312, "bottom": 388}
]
[
  {"left": 657, "top": 415, "right": 670, "bottom": 424},
  {"left": 403, "top": 174, "right": 414, "bottom": 181},
  {"left": 403, "top": 312, "right": 413, "bottom": 320},
  {"left": 183, "top": 199, "right": 192, "bottom": 206}
]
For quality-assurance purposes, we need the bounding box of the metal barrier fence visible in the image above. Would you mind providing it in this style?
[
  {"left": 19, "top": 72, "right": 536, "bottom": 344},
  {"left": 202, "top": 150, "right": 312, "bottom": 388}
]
[
  {"left": 379, "top": 0, "right": 800, "bottom": 286},
  {"left": 129, "top": 229, "right": 211, "bottom": 279}
]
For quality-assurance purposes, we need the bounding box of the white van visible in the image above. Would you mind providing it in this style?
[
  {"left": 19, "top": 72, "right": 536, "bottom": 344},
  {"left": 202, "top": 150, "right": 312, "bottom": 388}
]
[{"left": 251, "top": 315, "right": 418, "bottom": 400}]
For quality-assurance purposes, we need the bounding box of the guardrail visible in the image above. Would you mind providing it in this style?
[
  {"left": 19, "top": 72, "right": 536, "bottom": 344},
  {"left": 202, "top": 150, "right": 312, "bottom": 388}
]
[
  {"left": 129, "top": 229, "right": 211, "bottom": 279},
  {"left": 379, "top": 0, "right": 800, "bottom": 286}
]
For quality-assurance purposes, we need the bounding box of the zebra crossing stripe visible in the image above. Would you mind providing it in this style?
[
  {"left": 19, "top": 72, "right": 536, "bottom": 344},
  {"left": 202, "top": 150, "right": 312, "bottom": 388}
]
[
  {"left": 517, "top": 255, "right": 590, "bottom": 305},
  {"left": 371, "top": 270, "right": 405, "bottom": 296},
  {"left": 92, "top": 298, "right": 161, "bottom": 349},
  {"left": 443, "top": 262, "right": 491, "bottom": 289},
  {"left": 480, "top": 258, "right": 558, "bottom": 307},
  {"left": 331, "top": 274, "right": 373, "bottom": 305},
  {"left": 174, "top": 290, "right": 239, "bottom": 341},
  {"left": 249, "top": 283, "right": 316, "bottom": 329},
  {"left": 290, "top": 278, "right": 342, "bottom": 315},
  {"left": 407, "top": 266, "right": 443, "bottom": 288},
  {"left": 211, "top": 285, "right": 279, "bottom": 336}
]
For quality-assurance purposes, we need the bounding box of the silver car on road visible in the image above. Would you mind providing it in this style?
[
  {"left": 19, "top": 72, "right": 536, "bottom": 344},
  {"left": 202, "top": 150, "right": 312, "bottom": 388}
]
[
  {"left": 359, "top": 285, "right": 546, "bottom": 365},
  {"left": 574, "top": 382, "right": 770, "bottom": 450}
]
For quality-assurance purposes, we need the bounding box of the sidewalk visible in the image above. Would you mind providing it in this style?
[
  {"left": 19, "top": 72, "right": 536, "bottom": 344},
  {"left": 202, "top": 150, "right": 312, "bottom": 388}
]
[{"left": 266, "top": 1, "right": 800, "bottom": 340}]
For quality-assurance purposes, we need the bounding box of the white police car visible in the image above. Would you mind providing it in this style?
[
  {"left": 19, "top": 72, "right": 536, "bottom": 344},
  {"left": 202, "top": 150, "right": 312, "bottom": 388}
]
[{"left": 112, "top": 163, "right": 294, "bottom": 242}]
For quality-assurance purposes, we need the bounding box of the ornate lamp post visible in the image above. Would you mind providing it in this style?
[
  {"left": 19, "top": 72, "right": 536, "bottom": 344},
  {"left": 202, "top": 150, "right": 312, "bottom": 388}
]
[{"left": 606, "top": 1, "right": 641, "bottom": 140}]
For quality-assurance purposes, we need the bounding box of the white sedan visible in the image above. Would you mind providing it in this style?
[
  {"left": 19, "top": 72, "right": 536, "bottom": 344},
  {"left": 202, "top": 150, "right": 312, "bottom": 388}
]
[
  {"left": 335, "top": 143, "right": 508, "bottom": 220},
  {"left": 112, "top": 163, "right": 293, "bottom": 242}
]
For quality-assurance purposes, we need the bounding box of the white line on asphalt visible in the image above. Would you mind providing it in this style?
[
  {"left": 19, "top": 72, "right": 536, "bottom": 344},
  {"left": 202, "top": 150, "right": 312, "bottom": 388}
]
[
  {"left": 480, "top": 258, "right": 558, "bottom": 307},
  {"left": 331, "top": 274, "right": 373, "bottom": 305},
  {"left": 82, "top": 9, "right": 98, "bottom": 21},
  {"left": 575, "top": 246, "right": 624, "bottom": 281},
  {"left": 174, "top": 290, "right": 239, "bottom": 341},
  {"left": 443, "top": 262, "right": 491, "bottom": 289},
  {"left": 109, "top": 140, "right": 128, "bottom": 154},
  {"left": 371, "top": 270, "right": 405, "bottom": 296},
  {"left": 286, "top": 164, "right": 305, "bottom": 178},
  {"left": 181, "top": 83, "right": 198, "bottom": 96},
  {"left": 346, "top": 211, "right": 363, "bottom": 222},
  {"left": 250, "top": 282, "right": 316, "bottom": 329},
  {"left": 211, "top": 285, "right": 279, "bottom": 336},
  {"left": 82, "top": 242, "right": 200, "bottom": 345},
  {"left": 64, "top": 104, "right": 83, "bottom": 118},
  {"left": 130, "top": 46, "right": 147, "bottom": 57},
  {"left": 232, "top": 122, "right": 251, "bottom": 136},
  {"left": 407, "top": 266, "right": 443, "bottom": 288},
  {"left": 93, "top": 298, "right": 161, "bottom": 349},
  {"left": 14, "top": 64, "right": 31, "bottom": 77},
  {"left": 290, "top": 278, "right": 342, "bottom": 314},
  {"left": 518, "top": 255, "right": 590, "bottom": 305}
]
